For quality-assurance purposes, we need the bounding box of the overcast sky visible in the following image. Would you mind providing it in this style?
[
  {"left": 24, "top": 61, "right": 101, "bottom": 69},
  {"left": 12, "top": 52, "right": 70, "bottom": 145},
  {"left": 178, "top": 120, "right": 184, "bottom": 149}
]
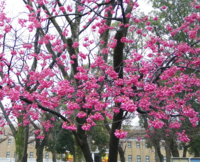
[{"left": 4, "top": 0, "right": 153, "bottom": 16}]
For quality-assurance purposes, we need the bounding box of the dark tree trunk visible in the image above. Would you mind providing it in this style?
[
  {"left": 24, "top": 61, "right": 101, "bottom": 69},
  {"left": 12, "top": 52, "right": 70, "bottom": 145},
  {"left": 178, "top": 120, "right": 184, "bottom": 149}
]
[
  {"left": 165, "top": 139, "right": 171, "bottom": 162},
  {"left": 108, "top": 110, "right": 123, "bottom": 162},
  {"left": 155, "top": 151, "right": 161, "bottom": 162},
  {"left": 73, "top": 151, "right": 76, "bottom": 162},
  {"left": 194, "top": 148, "right": 200, "bottom": 157},
  {"left": 76, "top": 117, "right": 93, "bottom": 162},
  {"left": 52, "top": 150, "right": 57, "bottom": 162},
  {"left": 79, "top": 141, "right": 93, "bottom": 162},
  {"left": 108, "top": 28, "right": 125, "bottom": 162},
  {"left": 23, "top": 124, "right": 29, "bottom": 162},
  {"left": 170, "top": 138, "right": 179, "bottom": 157},
  {"left": 152, "top": 139, "right": 163, "bottom": 162},
  {"left": 15, "top": 122, "right": 26, "bottom": 162},
  {"left": 35, "top": 137, "right": 46, "bottom": 162},
  {"left": 183, "top": 145, "right": 189, "bottom": 157},
  {"left": 118, "top": 145, "right": 125, "bottom": 162}
]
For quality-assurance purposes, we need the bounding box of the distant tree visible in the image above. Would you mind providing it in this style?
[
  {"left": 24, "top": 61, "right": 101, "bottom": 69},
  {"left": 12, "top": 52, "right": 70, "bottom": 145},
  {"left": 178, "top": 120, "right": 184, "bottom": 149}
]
[{"left": 45, "top": 122, "right": 75, "bottom": 162}]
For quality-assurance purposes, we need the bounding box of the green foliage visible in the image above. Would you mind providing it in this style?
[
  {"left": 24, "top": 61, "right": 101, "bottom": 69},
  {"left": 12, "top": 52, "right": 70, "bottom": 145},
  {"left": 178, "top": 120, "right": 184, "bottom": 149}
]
[
  {"left": 91, "top": 120, "right": 109, "bottom": 157},
  {"left": 149, "top": 0, "right": 197, "bottom": 44},
  {"left": 187, "top": 137, "right": 200, "bottom": 155},
  {"left": 45, "top": 123, "right": 75, "bottom": 155},
  {"left": 75, "top": 144, "right": 85, "bottom": 162}
]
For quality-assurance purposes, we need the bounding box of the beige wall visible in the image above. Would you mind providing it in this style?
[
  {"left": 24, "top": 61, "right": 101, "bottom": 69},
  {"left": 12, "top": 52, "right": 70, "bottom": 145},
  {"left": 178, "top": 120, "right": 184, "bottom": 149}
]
[{"left": 121, "top": 140, "right": 155, "bottom": 162}]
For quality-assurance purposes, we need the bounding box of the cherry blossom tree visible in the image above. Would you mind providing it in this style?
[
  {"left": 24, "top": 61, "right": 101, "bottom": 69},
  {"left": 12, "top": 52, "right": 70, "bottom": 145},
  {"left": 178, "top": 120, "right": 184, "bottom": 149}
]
[
  {"left": 138, "top": 1, "right": 200, "bottom": 161},
  {"left": 1, "top": 0, "right": 200, "bottom": 162}
]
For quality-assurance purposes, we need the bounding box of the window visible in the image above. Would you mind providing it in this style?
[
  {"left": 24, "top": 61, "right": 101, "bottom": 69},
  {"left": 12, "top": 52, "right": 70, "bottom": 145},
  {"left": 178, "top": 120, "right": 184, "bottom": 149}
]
[
  {"left": 137, "top": 155, "right": 141, "bottom": 162},
  {"left": 6, "top": 152, "right": 10, "bottom": 158},
  {"left": 146, "top": 156, "right": 150, "bottom": 162},
  {"left": 162, "top": 146, "right": 165, "bottom": 149},
  {"left": 119, "top": 142, "right": 123, "bottom": 147},
  {"left": 128, "top": 155, "right": 132, "bottom": 162},
  {"left": 145, "top": 143, "right": 148, "bottom": 148},
  {"left": 45, "top": 152, "right": 49, "bottom": 159},
  {"left": 8, "top": 139, "right": 11, "bottom": 145},
  {"left": 31, "top": 141, "right": 34, "bottom": 146},
  {"left": 136, "top": 142, "right": 140, "bottom": 148},
  {"left": 128, "top": 142, "right": 131, "bottom": 148},
  {"left": 163, "top": 156, "right": 166, "bottom": 162},
  {"left": 30, "top": 152, "right": 33, "bottom": 158}
]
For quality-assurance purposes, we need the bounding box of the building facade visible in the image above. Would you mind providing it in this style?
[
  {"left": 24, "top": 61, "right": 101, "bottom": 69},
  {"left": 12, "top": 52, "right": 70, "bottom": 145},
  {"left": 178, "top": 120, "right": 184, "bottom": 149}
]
[
  {"left": 119, "top": 139, "right": 165, "bottom": 162},
  {"left": 117, "top": 126, "right": 190, "bottom": 162},
  {"left": 0, "top": 126, "right": 191, "bottom": 162},
  {"left": 0, "top": 135, "right": 53, "bottom": 161}
]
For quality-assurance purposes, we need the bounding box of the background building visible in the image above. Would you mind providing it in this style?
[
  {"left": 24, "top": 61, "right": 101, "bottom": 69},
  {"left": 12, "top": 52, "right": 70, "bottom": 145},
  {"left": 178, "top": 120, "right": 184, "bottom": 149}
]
[
  {"left": 0, "top": 135, "right": 55, "bottom": 162},
  {"left": 0, "top": 126, "right": 192, "bottom": 162},
  {"left": 118, "top": 126, "right": 191, "bottom": 162}
]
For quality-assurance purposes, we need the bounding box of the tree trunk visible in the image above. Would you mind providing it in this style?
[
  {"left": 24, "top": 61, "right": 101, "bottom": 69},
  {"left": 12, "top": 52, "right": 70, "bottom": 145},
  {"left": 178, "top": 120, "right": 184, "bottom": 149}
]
[
  {"left": 183, "top": 145, "right": 189, "bottom": 157},
  {"left": 194, "top": 148, "right": 200, "bottom": 157},
  {"left": 108, "top": 109, "right": 123, "bottom": 162},
  {"left": 118, "top": 146, "right": 125, "bottom": 162},
  {"left": 155, "top": 150, "right": 161, "bottom": 162},
  {"left": 76, "top": 118, "right": 93, "bottom": 162},
  {"left": 35, "top": 137, "right": 46, "bottom": 162},
  {"left": 15, "top": 122, "right": 26, "bottom": 162},
  {"left": 52, "top": 150, "right": 57, "bottom": 162},
  {"left": 170, "top": 138, "right": 179, "bottom": 157},
  {"left": 79, "top": 139, "right": 93, "bottom": 162},
  {"left": 152, "top": 139, "right": 163, "bottom": 162},
  {"left": 165, "top": 139, "right": 171, "bottom": 162},
  {"left": 108, "top": 27, "right": 125, "bottom": 162},
  {"left": 73, "top": 151, "right": 76, "bottom": 162}
]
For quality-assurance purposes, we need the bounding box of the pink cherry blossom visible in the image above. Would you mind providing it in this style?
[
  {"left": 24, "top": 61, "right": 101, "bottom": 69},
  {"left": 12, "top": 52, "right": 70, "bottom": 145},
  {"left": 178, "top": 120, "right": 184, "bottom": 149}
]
[{"left": 114, "top": 129, "right": 128, "bottom": 139}]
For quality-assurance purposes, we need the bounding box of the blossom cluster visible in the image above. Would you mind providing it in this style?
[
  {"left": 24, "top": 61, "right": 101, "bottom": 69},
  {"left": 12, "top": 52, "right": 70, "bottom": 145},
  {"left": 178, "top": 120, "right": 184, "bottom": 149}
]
[{"left": 114, "top": 129, "right": 128, "bottom": 139}]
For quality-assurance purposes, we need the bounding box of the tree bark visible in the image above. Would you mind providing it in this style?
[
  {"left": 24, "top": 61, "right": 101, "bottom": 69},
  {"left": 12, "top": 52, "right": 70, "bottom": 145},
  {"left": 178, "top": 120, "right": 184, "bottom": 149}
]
[
  {"left": 15, "top": 118, "right": 26, "bottom": 162},
  {"left": 108, "top": 29, "right": 125, "bottom": 162},
  {"left": 152, "top": 139, "right": 163, "bottom": 162},
  {"left": 155, "top": 150, "right": 161, "bottom": 162},
  {"left": 165, "top": 139, "right": 171, "bottom": 162},
  {"left": 23, "top": 124, "right": 29, "bottom": 162},
  {"left": 118, "top": 146, "right": 125, "bottom": 162},
  {"left": 76, "top": 118, "right": 93, "bottom": 162},
  {"left": 35, "top": 137, "right": 46, "bottom": 162},
  {"left": 15, "top": 129, "right": 25, "bottom": 162},
  {"left": 194, "top": 148, "right": 200, "bottom": 157},
  {"left": 183, "top": 145, "right": 189, "bottom": 157},
  {"left": 108, "top": 110, "right": 123, "bottom": 162},
  {"left": 170, "top": 138, "right": 179, "bottom": 157},
  {"left": 78, "top": 139, "right": 92, "bottom": 162},
  {"left": 52, "top": 150, "right": 57, "bottom": 162}
]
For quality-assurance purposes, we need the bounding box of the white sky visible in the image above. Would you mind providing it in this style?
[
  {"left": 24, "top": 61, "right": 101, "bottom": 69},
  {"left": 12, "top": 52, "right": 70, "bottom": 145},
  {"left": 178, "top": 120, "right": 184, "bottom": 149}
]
[
  {"left": 4, "top": 0, "right": 153, "bottom": 15},
  {"left": 138, "top": 0, "right": 153, "bottom": 14}
]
